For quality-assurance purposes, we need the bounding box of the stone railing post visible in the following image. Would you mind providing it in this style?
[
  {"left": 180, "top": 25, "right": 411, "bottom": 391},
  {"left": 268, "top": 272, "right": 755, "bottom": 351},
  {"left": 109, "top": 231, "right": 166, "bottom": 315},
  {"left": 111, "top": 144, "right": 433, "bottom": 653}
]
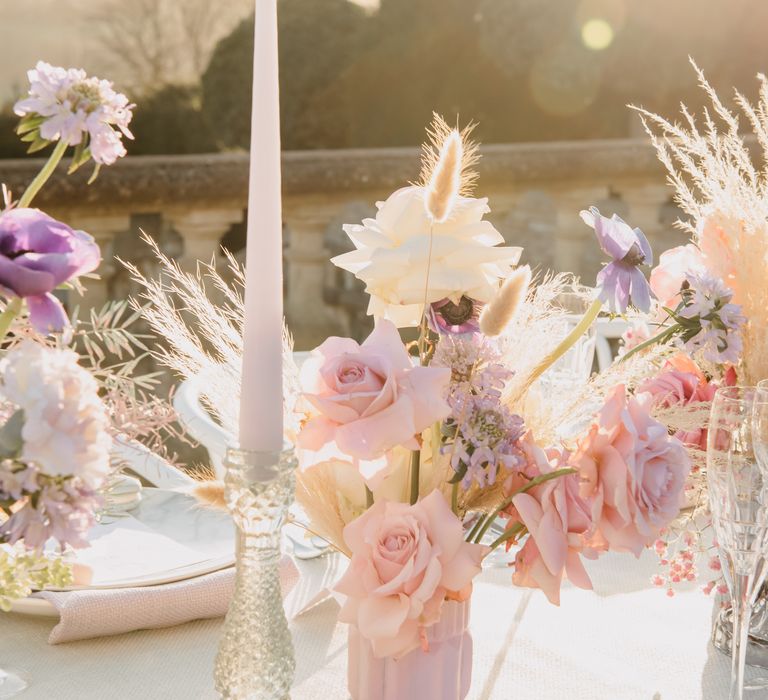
[
  {"left": 67, "top": 213, "right": 131, "bottom": 311},
  {"left": 283, "top": 204, "right": 349, "bottom": 350},
  {"left": 168, "top": 209, "right": 244, "bottom": 272}
]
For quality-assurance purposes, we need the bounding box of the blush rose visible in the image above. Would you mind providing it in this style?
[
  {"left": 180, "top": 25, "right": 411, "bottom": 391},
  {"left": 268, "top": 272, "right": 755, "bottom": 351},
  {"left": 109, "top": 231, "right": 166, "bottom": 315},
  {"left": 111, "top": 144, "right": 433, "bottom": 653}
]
[
  {"left": 297, "top": 320, "right": 450, "bottom": 487},
  {"left": 572, "top": 384, "right": 691, "bottom": 556},
  {"left": 334, "top": 490, "right": 486, "bottom": 658}
]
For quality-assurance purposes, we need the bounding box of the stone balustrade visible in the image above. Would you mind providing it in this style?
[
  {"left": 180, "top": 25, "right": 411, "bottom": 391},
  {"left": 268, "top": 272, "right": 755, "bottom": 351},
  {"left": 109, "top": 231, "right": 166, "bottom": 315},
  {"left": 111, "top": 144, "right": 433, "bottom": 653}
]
[{"left": 0, "top": 139, "right": 687, "bottom": 349}]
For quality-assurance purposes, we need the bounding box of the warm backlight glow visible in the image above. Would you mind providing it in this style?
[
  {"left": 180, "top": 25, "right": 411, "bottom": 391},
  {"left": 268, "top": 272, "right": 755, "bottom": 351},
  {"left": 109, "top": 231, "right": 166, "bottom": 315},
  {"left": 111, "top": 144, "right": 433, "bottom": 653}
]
[{"left": 581, "top": 18, "right": 614, "bottom": 50}]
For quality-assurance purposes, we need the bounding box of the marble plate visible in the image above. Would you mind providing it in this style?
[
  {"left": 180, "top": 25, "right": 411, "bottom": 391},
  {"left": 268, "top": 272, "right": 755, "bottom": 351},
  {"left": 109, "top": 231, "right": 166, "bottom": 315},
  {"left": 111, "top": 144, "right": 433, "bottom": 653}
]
[{"left": 8, "top": 488, "right": 235, "bottom": 618}]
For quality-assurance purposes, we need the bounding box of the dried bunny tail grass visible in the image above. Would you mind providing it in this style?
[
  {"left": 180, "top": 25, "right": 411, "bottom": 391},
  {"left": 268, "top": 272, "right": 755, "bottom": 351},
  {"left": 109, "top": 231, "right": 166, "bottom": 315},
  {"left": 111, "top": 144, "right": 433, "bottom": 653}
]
[
  {"left": 632, "top": 60, "right": 768, "bottom": 382},
  {"left": 295, "top": 468, "right": 351, "bottom": 556},
  {"left": 122, "top": 232, "right": 299, "bottom": 439},
  {"left": 418, "top": 113, "right": 479, "bottom": 215},
  {"left": 480, "top": 265, "right": 531, "bottom": 337},
  {"left": 425, "top": 130, "right": 462, "bottom": 223},
  {"left": 191, "top": 480, "right": 226, "bottom": 510}
]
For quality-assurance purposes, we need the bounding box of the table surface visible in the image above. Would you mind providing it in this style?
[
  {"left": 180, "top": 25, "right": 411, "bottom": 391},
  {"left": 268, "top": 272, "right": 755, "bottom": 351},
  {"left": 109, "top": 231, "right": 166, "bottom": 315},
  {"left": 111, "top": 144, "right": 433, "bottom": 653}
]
[{"left": 1, "top": 549, "right": 760, "bottom": 700}]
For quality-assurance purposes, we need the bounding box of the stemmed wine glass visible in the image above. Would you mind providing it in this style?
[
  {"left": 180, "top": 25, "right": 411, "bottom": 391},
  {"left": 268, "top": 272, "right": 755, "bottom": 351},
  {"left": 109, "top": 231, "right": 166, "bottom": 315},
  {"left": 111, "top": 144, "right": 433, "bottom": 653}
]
[
  {"left": 752, "top": 380, "right": 768, "bottom": 478},
  {"left": 708, "top": 386, "right": 768, "bottom": 700},
  {"left": 0, "top": 669, "right": 27, "bottom": 699}
]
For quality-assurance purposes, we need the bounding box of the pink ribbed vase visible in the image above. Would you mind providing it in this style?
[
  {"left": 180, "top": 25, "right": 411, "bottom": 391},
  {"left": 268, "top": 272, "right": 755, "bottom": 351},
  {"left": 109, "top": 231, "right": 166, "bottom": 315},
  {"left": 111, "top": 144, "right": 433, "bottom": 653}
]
[{"left": 347, "top": 599, "right": 473, "bottom": 700}]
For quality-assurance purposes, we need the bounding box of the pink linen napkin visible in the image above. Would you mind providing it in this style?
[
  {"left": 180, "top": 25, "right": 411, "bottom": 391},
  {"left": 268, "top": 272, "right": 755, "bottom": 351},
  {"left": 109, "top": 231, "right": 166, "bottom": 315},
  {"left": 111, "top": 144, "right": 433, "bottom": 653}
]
[{"left": 35, "top": 556, "right": 299, "bottom": 644}]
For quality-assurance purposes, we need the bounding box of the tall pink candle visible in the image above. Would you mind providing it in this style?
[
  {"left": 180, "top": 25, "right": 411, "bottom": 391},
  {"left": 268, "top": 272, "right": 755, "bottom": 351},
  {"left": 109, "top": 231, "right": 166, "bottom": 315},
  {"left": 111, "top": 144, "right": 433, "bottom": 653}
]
[{"left": 239, "top": 0, "right": 284, "bottom": 453}]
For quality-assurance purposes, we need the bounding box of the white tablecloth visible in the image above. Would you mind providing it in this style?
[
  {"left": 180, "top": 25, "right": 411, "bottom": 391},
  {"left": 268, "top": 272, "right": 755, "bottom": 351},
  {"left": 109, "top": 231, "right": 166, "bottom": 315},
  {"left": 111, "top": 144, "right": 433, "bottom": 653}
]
[{"left": 0, "top": 550, "right": 758, "bottom": 699}]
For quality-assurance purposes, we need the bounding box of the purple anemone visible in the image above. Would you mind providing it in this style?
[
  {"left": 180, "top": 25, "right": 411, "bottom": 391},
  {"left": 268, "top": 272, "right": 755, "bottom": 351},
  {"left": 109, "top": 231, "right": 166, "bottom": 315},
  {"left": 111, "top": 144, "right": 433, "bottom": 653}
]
[
  {"left": 580, "top": 206, "right": 653, "bottom": 314},
  {"left": 427, "top": 296, "right": 482, "bottom": 335},
  {"left": 0, "top": 208, "right": 100, "bottom": 332}
]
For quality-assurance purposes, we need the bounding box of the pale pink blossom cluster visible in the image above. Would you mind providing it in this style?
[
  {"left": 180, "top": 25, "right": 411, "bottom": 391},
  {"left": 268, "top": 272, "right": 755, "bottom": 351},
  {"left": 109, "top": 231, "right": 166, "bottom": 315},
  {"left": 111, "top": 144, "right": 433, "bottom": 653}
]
[
  {"left": 14, "top": 61, "right": 133, "bottom": 165},
  {"left": 2, "top": 341, "right": 111, "bottom": 487},
  {"left": 0, "top": 342, "right": 111, "bottom": 551}
]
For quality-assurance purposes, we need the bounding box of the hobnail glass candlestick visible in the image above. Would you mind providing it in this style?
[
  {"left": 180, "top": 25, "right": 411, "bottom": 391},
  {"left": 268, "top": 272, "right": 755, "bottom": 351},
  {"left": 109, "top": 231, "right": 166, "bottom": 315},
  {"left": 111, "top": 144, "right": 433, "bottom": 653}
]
[{"left": 214, "top": 444, "right": 297, "bottom": 700}]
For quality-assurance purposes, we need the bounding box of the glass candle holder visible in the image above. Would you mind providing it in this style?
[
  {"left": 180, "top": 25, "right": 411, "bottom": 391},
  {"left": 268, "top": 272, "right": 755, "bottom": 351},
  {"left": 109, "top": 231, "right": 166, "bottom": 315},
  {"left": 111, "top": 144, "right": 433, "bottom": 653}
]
[
  {"left": 538, "top": 284, "right": 597, "bottom": 396},
  {"left": 213, "top": 444, "right": 297, "bottom": 700}
]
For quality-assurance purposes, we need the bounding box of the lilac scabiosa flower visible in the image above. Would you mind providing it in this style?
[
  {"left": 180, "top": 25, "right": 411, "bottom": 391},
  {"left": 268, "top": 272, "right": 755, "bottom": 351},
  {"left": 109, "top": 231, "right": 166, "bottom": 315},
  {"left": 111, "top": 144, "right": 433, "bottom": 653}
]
[
  {"left": 580, "top": 206, "right": 653, "bottom": 313},
  {"left": 0, "top": 208, "right": 100, "bottom": 333},
  {"left": 14, "top": 61, "right": 133, "bottom": 166},
  {"left": 427, "top": 295, "right": 482, "bottom": 335},
  {"left": 677, "top": 272, "right": 744, "bottom": 365},
  {"left": 433, "top": 335, "right": 525, "bottom": 488}
]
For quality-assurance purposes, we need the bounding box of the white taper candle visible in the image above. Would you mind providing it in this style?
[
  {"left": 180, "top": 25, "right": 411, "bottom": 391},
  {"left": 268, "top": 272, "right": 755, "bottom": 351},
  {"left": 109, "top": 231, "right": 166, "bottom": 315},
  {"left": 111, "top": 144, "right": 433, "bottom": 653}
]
[{"left": 239, "top": 0, "right": 284, "bottom": 452}]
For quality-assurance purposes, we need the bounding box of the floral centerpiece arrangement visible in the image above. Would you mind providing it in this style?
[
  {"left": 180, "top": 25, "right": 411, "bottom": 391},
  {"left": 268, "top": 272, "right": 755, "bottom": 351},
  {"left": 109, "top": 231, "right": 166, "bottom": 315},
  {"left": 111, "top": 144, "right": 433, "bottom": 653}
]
[
  {"left": 291, "top": 117, "right": 692, "bottom": 688},
  {"left": 132, "top": 114, "right": 694, "bottom": 699},
  {"left": 0, "top": 62, "right": 180, "bottom": 611}
]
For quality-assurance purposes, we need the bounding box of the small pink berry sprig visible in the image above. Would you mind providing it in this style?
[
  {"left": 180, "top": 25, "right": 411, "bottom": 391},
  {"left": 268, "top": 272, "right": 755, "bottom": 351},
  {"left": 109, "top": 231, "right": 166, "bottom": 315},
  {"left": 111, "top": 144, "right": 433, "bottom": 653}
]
[{"left": 650, "top": 527, "right": 723, "bottom": 598}]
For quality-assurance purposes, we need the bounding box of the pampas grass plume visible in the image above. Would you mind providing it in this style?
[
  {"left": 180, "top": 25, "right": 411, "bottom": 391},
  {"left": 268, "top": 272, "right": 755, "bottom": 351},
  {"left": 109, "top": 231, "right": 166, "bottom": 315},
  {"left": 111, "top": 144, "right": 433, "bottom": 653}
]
[{"left": 480, "top": 265, "right": 531, "bottom": 336}]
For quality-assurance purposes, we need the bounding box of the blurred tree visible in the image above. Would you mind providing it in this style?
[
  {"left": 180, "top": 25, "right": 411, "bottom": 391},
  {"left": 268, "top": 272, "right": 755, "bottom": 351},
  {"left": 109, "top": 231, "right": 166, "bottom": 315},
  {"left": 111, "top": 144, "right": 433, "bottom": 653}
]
[
  {"left": 89, "top": 0, "right": 252, "bottom": 95},
  {"left": 201, "top": 0, "right": 369, "bottom": 150},
  {"left": 301, "top": 0, "right": 628, "bottom": 146},
  {"left": 127, "top": 85, "right": 216, "bottom": 155},
  {"left": 203, "top": 0, "right": 632, "bottom": 149},
  {"left": 4, "top": 0, "right": 768, "bottom": 158}
]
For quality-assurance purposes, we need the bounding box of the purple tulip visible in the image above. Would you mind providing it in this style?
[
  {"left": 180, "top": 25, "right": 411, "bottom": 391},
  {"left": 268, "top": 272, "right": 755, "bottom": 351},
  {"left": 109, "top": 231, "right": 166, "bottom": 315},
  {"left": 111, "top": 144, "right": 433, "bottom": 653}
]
[
  {"left": 427, "top": 296, "right": 482, "bottom": 335},
  {"left": 0, "top": 208, "right": 100, "bottom": 332},
  {"left": 580, "top": 206, "right": 653, "bottom": 314}
]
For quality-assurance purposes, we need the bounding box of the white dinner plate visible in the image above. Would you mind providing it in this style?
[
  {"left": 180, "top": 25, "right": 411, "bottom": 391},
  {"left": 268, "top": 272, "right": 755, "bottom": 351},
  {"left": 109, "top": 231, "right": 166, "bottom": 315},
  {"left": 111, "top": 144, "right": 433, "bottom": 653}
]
[{"left": 8, "top": 487, "right": 235, "bottom": 618}]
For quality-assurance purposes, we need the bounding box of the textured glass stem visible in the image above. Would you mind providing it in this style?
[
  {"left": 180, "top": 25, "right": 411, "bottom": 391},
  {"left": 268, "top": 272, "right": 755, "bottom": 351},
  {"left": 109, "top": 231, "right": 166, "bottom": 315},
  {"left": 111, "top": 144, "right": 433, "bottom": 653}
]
[
  {"left": 214, "top": 447, "right": 296, "bottom": 700},
  {"left": 730, "top": 573, "right": 753, "bottom": 700}
]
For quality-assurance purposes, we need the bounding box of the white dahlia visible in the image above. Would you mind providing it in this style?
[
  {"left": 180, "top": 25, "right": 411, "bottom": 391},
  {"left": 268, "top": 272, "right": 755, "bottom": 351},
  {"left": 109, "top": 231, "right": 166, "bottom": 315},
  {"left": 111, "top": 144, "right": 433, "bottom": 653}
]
[{"left": 332, "top": 185, "right": 521, "bottom": 327}]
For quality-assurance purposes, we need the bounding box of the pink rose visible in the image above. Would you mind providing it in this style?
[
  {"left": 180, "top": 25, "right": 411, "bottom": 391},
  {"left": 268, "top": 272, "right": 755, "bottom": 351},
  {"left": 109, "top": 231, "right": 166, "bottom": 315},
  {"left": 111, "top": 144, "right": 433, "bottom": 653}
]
[
  {"left": 504, "top": 435, "right": 602, "bottom": 605},
  {"left": 636, "top": 356, "right": 716, "bottom": 450},
  {"left": 572, "top": 385, "right": 691, "bottom": 556},
  {"left": 297, "top": 320, "right": 450, "bottom": 486},
  {"left": 649, "top": 244, "right": 706, "bottom": 309},
  {"left": 335, "top": 490, "right": 486, "bottom": 658}
]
